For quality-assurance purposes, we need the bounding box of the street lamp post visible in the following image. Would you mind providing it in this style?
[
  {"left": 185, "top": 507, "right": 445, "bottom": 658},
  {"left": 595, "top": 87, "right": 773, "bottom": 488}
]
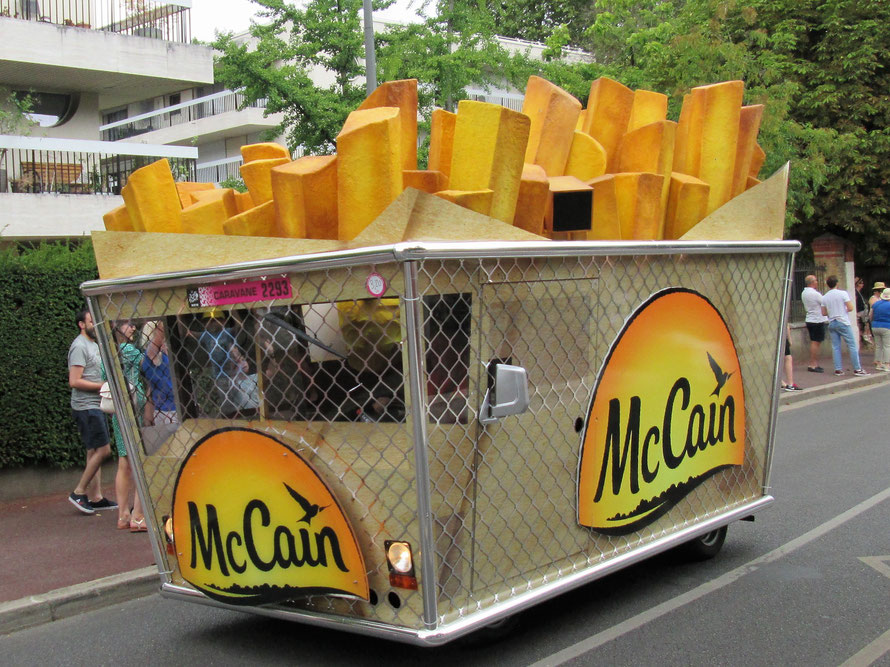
[{"left": 363, "top": 0, "right": 377, "bottom": 95}]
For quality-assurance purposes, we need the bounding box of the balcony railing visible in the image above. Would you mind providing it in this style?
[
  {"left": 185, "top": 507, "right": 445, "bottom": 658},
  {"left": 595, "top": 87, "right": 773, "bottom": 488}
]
[
  {"left": 466, "top": 89, "right": 525, "bottom": 112},
  {"left": 101, "top": 91, "right": 270, "bottom": 141},
  {"left": 0, "top": 135, "right": 196, "bottom": 195},
  {"left": 0, "top": 0, "right": 191, "bottom": 43},
  {"left": 196, "top": 146, "right": 302, "bottom": 185}
]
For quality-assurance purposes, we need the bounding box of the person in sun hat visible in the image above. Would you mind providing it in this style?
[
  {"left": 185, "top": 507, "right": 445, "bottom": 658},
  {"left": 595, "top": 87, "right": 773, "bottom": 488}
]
[
  {"left": 869, "top": 281, "right": 886, "bottom": 308},
  {"left": 869, "top": 288, "right": 890, "bottom": 372}
]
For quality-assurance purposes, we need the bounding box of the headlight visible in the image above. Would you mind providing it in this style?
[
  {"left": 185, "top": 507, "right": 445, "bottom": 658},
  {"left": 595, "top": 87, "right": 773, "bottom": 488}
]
[{"left": 386, "top": 541, "right": 413, "bottom": 573}]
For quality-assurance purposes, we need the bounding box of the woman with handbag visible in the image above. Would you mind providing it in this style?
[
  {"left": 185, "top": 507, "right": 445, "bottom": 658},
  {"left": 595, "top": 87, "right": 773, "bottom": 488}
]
[{"left": 107, "top": 321, "right": 148, "bottom": 532}]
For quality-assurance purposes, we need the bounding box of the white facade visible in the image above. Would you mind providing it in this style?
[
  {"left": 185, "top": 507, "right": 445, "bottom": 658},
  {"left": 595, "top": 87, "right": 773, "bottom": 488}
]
[{"left": 0, "top": 4, "right": 214, "bottom": 239}]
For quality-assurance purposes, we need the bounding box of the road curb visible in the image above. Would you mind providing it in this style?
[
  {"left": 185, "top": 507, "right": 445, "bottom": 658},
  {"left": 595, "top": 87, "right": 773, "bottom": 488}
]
[
  {"left": 779, "top": 371, "right": 889, "bottom": 406},
  {"left": 0, "top": 567, "right": 159, "bottom": 636}
]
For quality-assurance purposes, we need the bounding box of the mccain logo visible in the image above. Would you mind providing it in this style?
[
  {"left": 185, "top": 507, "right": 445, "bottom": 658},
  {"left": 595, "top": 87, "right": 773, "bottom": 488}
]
[
  {"left": 578, "top": 289, "right": 746, "bottom": 534},
  {"left": 172, "top": 428, "right": 368, "bottom": 605}
]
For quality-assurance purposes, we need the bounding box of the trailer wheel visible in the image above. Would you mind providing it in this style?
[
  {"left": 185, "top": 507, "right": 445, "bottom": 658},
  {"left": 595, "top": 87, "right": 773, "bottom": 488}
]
[
  {"left": 681, "top": 526, "right": 727, "bottom": 561},
  {"left": 462, "top": 614, "right": 521, "bottom": 645}
]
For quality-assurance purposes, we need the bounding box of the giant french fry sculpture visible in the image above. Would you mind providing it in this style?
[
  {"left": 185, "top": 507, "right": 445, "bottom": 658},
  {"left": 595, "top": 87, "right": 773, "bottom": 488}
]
[{"left": 103, "top": 75, "right": 782, "bottom": 253}]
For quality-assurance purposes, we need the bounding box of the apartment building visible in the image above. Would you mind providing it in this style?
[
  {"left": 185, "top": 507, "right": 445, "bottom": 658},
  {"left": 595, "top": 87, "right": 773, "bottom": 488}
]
[{"left": 0, "top": 0, "right": 213, "bottom": 238}]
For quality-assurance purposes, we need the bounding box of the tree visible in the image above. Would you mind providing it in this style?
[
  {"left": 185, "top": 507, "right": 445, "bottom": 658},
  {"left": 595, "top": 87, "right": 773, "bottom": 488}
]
[
  {"left": 0, "top": 87, "right": 34, "bottom": 136},
  {"left": 213, "top": 0, "right": 391, "bottom": 154}
]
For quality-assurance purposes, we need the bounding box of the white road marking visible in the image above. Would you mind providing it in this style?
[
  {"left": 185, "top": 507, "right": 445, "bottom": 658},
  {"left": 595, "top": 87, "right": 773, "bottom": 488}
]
[
  {"left": 530, "top": 485, "right": 890, "bottom": 667},
  {"left": 859, "top": 556, "right": 890, "bottom": 580},
  {"left": 839, "top": 627, "right": 890, "bottom": 667}
]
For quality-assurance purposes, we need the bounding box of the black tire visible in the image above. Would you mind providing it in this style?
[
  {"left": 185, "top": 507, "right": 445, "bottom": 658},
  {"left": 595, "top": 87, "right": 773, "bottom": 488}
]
[
  {"left": 461, "top": 614, "right": 521, "bottom": 645},
  {"left": 680, "top": 525, "right": 727, "bottom": 561}
]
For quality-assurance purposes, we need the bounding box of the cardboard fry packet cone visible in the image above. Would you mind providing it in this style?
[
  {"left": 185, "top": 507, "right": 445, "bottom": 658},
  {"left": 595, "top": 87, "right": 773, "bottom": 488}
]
[
  {"left": 627, "top": 89, "right": 668, "bottom": 132},
  {"left": 175, "top": 182, "right": 217, "bottom": 208},
  {"left": 240, "top": 157, "right": 290, "bottom": 204},
  {"left": 522, "top": 75, "right": 582, "bottom": 177},
  {"left": 240, "top": 142, "right": 290, "bottom": 163},
  {"left": 614, "top": 172, "right": 664, "bottom": 240},
  {"left": 663, "top": 172, "right": 710, "bottom": 240},
  {"left": 449, "top": 100, "right": 530, "bottom": 224},
  {"left": 434, "top": 189, "right": 494, "bottom": 216},
  {"left": 428, "top": 109, "right": 456, "bottom": 184},
  {"left": 336, "top": 106, "right": 403, "bottom": 241},
  {"left": 674, "top": 80, "right": 745, "bottom": 215},
  {"left": 403, "top": 170, "right": 447, "bottom": 194},
  {"left": 732, "top": 104, "right": 764, "bottom": 197},
  {"left": 223, "top": 200, "right": 277, "bottom": 237},
  {"left": 122, "top": 159, "right": 182, "bottom": 233},
  {"left": 582, "top": 77, "right": 634, "bottom": 173},
  {"left": 564, "top": 130, "right": 607, "bottom": 182},
  {"left": 103, "top": 204, "right": 133, "bottom": 232},
  {"left": 358, "top": 79, "right": 418, "bottom": 172},
  {"left": 272, "top": 155, "right": 338, "bottom": 239},
  {"left": 585, "top": 174, "right": 621, "bottom": 241},
  {"left": 513, "top": 163, "right": 549, "bottom": 236}
]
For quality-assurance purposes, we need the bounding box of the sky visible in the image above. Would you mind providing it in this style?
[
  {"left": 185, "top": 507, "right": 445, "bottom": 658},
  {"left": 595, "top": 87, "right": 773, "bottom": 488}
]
[{"left": 190, "top": 0, "right": 421, "bottom": 42}]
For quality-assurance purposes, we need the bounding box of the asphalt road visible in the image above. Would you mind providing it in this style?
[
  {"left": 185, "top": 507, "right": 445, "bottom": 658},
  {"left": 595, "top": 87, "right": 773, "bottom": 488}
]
[{"left": 3, "top": 385, "right": 890, "bottom": 666}]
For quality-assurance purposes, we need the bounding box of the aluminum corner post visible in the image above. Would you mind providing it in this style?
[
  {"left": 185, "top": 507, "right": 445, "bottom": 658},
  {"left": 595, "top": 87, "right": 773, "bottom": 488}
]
[{"left": 401, "top": 259, "right": 439, "bottom": 629}]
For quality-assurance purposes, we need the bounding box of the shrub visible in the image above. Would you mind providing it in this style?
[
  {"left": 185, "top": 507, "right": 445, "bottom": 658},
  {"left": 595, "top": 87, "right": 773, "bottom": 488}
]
[{"left": 0, "top": 241, "right": 99, "bottom": 468}]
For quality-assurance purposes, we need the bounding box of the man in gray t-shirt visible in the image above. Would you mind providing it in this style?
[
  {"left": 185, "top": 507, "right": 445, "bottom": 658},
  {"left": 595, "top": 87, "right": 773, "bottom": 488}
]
[{"left": 67, "top": 309, "right": 117, "bottom": 515}]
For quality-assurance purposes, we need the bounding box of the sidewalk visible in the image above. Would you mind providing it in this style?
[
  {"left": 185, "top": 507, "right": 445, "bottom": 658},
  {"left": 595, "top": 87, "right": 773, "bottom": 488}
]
[{"left": 1, "top": 347, "right": 887, "bottom": 635}]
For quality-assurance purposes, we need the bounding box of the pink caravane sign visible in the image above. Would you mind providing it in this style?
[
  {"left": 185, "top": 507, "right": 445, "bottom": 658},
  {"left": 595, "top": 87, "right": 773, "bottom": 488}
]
[{"left": 187, "top": 276, "right": 293, "bottom": 309}]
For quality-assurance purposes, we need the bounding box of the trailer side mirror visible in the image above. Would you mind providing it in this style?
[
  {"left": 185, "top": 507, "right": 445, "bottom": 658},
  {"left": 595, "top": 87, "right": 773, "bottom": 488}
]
[{"left": 479, "top": 363, "right": 530, "bottom": 425}]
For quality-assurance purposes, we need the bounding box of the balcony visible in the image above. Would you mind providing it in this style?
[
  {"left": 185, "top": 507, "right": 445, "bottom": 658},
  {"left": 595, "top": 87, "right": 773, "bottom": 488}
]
[
  {"left": 0, "top": 134, "right": 196, "bottom": 239},
  {"left": 0, "top": 2, "right": 212, "bottom": 109},
  {"left": 0, "top": 0, "right": 191, "bottom": 43},
  {"left": 0, "top": 134, "right": 195, "bottom": 194},
  {"left": 101, "top": 90, "right": 281, "bottom": 146}
]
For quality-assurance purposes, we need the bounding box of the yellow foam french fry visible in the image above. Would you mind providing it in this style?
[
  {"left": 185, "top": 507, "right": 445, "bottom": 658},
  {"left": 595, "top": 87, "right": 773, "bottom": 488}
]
[
  {"left": 749, "top": 143, "right": 766, "bottom": 179},
  {"left": 617, "top": 120, "right": 677, "bottom": 235},
  {"left": 674, "top": 81, "right": 744, "bottom": 214},
  {"left": 102, "top": 204, "right": 133, "bottom": 232},
  {"left": 522, "top": 75, "right": 582, "bottom": 177},
  {"left": 434, "top": 189, "right": 494, "bottom": 216},
  {"left": 240, "top": 142, "right": 290, "bottom": 163},
  {"left": 223, "top": 200, "right": 277, "bottom": 237},
  {"left": 585, "top": 174, "right": 621, "bottom": 240},
  {"left": 240, "top": 157, "right": 290, "bottom": 204},
  {"left": 191, "top": 187, "right": 238, "bottom": 214},
  {"left": 732, "top": 104, "right": 764, "bottom": 197},
  {"left": 428, "top": 108, "right": 456, "bottom": 185},
  {"left": 119, "top": 185, "right": 144, "bottom": 232},
  {"left": 582, "top": 77, "right": 634, "bottom": 173},
  {"left": 337, "top": 106, "right": 403, "bottom": 240},
  {"left": 233, "top": 191, "right": 254, "bottom": 214},
  {"left": 564, "top": 130, "right": 607, "bottom": 182},
  {"left": 123, "top": 159, "right": 181, "bottom": 233},
  {"left": 663, "top": 172, "right": 710, "bottom": 240},
  {"left": 614, "top": 172, "right": 664, "bottom": 240},
  {"left": 174, "top": 182, "right": 216, "bottom": 209},
  {"left": 271, "top": 155, "right": 338, "bottom": 239},
  {"left": 403, "top": 170, "right": 448, "bottom": 194},
  {"left": 576, "top": 109, "right": 586, "bottom": 131},
  {"left": 627, "top": 89, "right": 668, "bottom": 133},
  {"left": 513, "top": 163, "right": 549, "bottom": 235},
  {"left": 449, "top": 100, "right": 530, "bottom": 224},
  {"left": 358, "top": 79, "right": 418, "bottom": 172},
  {"left": 181, "top": 197, "right": 232, "bottom": 235}
]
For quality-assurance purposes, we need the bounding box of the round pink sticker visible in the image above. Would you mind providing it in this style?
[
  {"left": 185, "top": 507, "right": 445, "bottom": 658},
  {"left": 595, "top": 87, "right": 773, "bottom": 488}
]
[{"left": 365, "top": 272, "right": 387, "bottom": 297}]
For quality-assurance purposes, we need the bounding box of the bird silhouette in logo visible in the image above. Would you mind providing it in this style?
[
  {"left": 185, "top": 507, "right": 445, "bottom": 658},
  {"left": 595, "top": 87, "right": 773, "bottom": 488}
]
[
  {"left": 284, "top": 482, "right": 328, "bottom": 525},
  {"left": 707, "top": 352, "right": 734, "bottom": 397}
]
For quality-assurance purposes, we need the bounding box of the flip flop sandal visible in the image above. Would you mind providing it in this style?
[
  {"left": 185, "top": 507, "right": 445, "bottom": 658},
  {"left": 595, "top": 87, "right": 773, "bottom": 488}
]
[
  {"left": 117, "top": 516, "right": 131, "bottom": 530},
  {"left": 130, "top": 517, "right": 147, "bottom": 533}
]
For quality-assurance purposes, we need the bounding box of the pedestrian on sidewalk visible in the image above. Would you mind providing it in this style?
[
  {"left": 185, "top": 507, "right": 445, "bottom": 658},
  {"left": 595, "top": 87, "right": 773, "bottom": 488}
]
[
  {"left": 67, "top": 309, "right": 119, "bottom": 514},
  {"left": 854, "top": 277, "right": 871, "bottom": 347},
  {"left": 870, "top": 288, "right": 890, "bottom": 372},
  {"left": 801, "top": 274, "right": 827, "bottom": 373},
  {"left": 821, "top": 276, "right": 869, "bottom": 377},
  {"left": 781, "top": 324, "right": 802, "bottom": 391}
]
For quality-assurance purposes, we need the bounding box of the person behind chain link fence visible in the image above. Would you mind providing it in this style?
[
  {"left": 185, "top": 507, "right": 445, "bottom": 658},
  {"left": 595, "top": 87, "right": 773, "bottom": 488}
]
[
  {"left": 870, "top": 288, "right": 890, "bottom": 372},
  {"left": 801, "top": 274, "right": 827, "bottom": 373},
  {"left": 821, "top": 276, "right": 869, "bottom": 377},
  {"left": 141, "top": 321, "right": 177, "bottom": 426},
  {"left": 67, "top": 309, "right": 118, "bottom": 515},
  {"left": 108, "top": 320, "right": 148, "bottom": 532}
]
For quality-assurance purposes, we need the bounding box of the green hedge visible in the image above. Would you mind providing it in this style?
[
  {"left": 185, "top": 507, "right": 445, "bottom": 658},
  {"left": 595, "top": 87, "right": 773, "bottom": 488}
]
[{"left": 0, "top": 241, "right": 99, "bottom": 469}]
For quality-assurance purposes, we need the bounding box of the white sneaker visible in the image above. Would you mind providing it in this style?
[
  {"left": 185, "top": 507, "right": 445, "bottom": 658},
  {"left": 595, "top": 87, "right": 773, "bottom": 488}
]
[{"left": 853, "top": 369, "right": 869, "bottom": 376}]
